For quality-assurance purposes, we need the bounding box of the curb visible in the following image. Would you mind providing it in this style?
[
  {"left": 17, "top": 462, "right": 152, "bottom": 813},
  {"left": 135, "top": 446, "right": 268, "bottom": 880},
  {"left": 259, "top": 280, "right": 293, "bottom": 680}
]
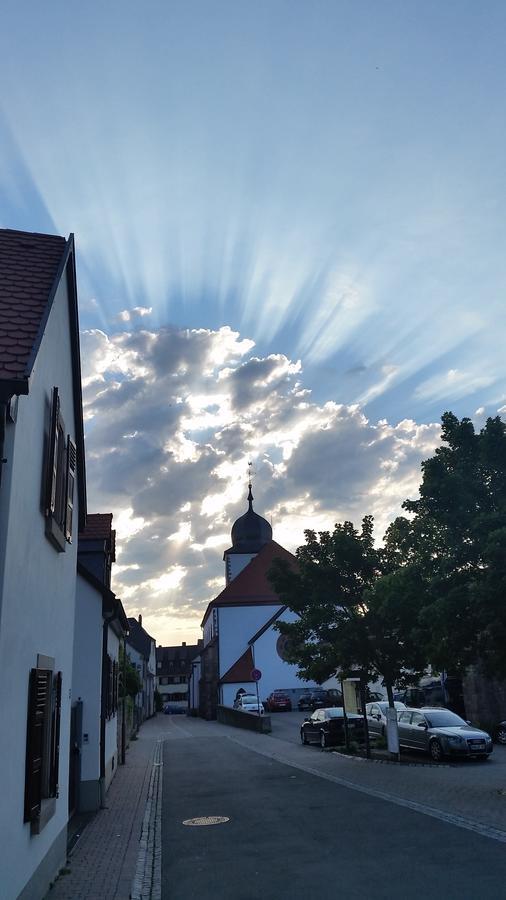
[{"left": 131, "top": 739, "right": 163, "bottom": 900}]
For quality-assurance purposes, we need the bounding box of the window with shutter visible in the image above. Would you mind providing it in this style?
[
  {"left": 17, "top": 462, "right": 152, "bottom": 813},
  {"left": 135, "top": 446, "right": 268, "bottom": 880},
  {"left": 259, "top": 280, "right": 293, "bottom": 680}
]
[
  {"left": 24, "top": 668, "right": 63, "bottom": 829},
  {"left": 44, "top": 388, "right": 77, "bottom": 551},
  {"left": 65, "top": 438, "right": 77, "bottom": 542}
]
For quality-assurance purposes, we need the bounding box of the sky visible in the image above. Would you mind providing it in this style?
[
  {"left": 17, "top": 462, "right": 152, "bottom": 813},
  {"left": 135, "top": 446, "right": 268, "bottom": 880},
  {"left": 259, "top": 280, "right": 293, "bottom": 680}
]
[{"left": 1, "top": 2, "right": 505, "bottom": 644}]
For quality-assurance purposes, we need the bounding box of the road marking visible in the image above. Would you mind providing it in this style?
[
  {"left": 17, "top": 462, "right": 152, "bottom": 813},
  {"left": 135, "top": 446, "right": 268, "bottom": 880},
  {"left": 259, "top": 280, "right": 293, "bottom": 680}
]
[{"left": 226, "top": 736, "right": 506, "bottom": 844}]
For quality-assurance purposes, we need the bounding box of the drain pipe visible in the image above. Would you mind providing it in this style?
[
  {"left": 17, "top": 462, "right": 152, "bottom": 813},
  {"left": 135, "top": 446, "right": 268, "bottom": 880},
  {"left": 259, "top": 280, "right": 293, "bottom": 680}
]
[{"left": 0, "top": 400, "right": 8, "bottom": 489}]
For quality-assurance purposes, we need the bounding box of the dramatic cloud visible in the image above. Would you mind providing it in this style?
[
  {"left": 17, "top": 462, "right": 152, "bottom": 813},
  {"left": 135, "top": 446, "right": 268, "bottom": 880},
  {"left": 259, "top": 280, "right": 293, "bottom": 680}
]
[{"left": 83, "top": 324, "right": 443, "bottom": 644}]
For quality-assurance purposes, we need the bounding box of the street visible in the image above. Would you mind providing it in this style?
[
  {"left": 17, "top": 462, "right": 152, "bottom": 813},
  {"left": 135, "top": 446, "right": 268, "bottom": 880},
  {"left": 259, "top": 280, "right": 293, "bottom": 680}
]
[{"left": 161, "top": 714, "right": 506, "bottom": 900}]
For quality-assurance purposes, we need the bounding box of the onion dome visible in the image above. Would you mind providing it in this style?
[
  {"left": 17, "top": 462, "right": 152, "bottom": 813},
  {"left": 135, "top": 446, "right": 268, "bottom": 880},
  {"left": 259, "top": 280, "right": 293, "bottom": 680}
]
[{"left": 230, "top": 485, "right": 272, "bottom": 553}]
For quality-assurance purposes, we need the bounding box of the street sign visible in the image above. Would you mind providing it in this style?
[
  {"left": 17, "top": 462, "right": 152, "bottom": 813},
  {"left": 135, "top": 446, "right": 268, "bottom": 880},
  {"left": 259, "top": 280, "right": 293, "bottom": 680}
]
[{"left": 251, "top": 668, "right": 262, "bottom": 682}]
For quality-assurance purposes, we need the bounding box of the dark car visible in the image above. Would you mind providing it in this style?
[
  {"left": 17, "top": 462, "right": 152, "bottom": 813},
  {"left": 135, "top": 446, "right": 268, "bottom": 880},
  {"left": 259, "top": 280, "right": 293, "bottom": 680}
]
[
  {"left": 300, "top": 707, "right": 365, "bottom": 748},
  {"left": 298, "top": 690, "right": 330, "bottom": 711},
  {"left": 265, "top": 691, "right": 292, "bottom": 712},
  {"left": 163, "top": 703, "right": 186, "bottom": 715},
  {"left": 496, "top": 721, "right": 506, "bottom": 744}
]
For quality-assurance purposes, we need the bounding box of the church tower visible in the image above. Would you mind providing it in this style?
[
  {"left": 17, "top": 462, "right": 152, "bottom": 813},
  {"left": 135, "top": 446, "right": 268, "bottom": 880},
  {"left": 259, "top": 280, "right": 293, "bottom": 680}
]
[{"left": 223, "top": 484, "right": 272, "bottom": 584}]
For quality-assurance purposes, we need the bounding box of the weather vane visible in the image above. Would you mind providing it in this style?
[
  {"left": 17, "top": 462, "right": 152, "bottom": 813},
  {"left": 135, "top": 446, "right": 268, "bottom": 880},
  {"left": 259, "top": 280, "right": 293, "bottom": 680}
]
[{"left": 247, "top": 459, "right": 255, "bottom": 487}]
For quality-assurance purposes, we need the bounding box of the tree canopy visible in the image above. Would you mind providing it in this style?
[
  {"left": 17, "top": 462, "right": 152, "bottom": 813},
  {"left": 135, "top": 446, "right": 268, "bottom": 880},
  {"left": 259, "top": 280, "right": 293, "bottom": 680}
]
[
  {"left": 269, "top": 411, "right": 506, "bottom": 689},
  {"left": 385, "top": 412, "right": 506, "bottom": 677}
]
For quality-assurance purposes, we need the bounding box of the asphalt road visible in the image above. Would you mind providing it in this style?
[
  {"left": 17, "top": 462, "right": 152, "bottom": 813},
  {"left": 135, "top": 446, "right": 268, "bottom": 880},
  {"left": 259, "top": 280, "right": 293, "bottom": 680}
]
[{"left": 162, "top": 731, "right": 506, "bottom": 900}]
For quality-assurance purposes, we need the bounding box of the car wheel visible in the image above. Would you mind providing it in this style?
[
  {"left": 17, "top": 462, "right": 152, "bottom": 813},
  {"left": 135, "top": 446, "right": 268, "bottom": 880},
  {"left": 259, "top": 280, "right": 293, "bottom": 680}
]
[
  {"left": 320, "top": 731, "right": 327, "bottom": 749},
  {"left": 497, "top": 725, "right": 506, "bottom": 745},
  {"left": 429, "top": 739, "right": 444, "bottom": 762}
]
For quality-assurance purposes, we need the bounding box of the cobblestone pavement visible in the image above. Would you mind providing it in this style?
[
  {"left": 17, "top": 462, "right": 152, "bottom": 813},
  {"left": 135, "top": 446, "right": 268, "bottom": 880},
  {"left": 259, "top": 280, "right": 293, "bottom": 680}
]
[{"left": 47, "top": 717, "right": 166, "bottom": 900}]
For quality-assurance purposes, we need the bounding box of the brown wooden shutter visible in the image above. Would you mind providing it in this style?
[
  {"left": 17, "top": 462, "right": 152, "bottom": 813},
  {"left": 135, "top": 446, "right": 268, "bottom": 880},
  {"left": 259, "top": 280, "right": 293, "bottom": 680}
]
[
  {"left": 45, "top": 388, "right": 60, "bottom": 516},
  {"left": 24, "top": 669, "right": 50, "bottom": 823},
  {"left": 65, "top": 437, "right": 77, "bottom": 542},
  {"left": 50, "top": 672, "right": 62, "bottom": 798}
]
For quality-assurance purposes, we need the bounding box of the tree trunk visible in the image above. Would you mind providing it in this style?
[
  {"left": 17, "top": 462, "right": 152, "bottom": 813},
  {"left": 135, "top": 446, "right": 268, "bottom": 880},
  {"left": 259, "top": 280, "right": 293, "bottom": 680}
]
[{"left": 360, "top": 674, "right": 371, "bottom": 759}]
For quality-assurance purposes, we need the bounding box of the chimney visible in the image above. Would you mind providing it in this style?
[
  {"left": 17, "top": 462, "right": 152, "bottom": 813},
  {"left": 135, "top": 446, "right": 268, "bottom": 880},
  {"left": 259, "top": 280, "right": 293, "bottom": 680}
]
[{"left": 138, "top": 614, "right": 142, "bottom": 627}]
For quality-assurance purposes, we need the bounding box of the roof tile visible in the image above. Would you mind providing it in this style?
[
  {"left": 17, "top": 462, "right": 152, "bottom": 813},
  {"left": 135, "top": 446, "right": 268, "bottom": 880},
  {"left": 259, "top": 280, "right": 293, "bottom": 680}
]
[{"left": 0, "top": 228, "right": 67, "bottom": 381}]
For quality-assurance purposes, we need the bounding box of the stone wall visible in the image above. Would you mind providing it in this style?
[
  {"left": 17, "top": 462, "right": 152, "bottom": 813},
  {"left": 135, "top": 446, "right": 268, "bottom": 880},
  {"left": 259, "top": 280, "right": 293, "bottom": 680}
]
[{"left": 463, "top": 665, "right": 506, "bottom": 732}]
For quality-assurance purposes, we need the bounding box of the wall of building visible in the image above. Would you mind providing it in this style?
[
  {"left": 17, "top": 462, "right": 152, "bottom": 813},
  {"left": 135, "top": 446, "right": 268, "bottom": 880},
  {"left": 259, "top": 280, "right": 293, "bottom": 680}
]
[
  {"left": 72, "top": 574, "right": 102, "bottom": 810},
  {"left": 251, "top": 610, "right": 318, "bottom": 702},
  {"left": 225, "top": 552, "right": 256, "bottom": 583},
  {"left": 0, "top": 274, "right": 80, "bottom": 900},
  {"left": 218, "top": 604, "right": 281, "bottom": 678},
  {"left": 105, "top": 627, "right": 120, "bottom": 791}
]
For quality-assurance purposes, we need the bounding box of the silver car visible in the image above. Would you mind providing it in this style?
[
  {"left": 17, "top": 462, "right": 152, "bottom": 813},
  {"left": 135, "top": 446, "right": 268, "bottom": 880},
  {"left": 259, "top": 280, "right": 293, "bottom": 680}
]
[
  {"left": 366, "top": 701, "right": 406, "bottom": 737},
  {"left": 397, "top": 708, "right": 493, "bottom": 761}
]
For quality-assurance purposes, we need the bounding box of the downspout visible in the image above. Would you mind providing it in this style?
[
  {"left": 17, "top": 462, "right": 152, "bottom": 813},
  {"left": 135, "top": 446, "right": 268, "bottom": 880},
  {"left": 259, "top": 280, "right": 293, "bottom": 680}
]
[
  {"left": 0, "top": 400, "right": 8, "bottom": 489},
  {"left": 99, "top": 610, "right": 116, "bottom": 807}
]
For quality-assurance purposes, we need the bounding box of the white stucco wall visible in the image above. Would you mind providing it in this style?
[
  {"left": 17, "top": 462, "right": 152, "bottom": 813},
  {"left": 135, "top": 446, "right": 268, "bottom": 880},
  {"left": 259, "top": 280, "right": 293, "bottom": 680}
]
[
  {"left": 105, "top": 627, "right": 120, "bottom": 783},
  {"left": 226, "top": 552, "right": 256, "bottom": 583},
  {"left": 0, "top": 272, "right": 80, "bottom": 900},
  {"left": 251, "top": 611, "right": 318, "bottom": 702},
  {"left": 73, "top": 575, "right": 102, "bottom": 783},
  {"left": 218, "top": 604, "right": 281, "bottom": 678}
]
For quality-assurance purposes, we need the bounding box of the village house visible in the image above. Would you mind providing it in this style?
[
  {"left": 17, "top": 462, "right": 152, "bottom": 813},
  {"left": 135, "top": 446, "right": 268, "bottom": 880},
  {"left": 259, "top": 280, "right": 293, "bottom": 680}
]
[
  {"left": 156, "top": 640, "right": 203, "bottom": 710},
  {"left": 0, "top": 229, "right": 87, "bottom": 899},
  {"left": 72, "top": 514, "right": 128, "bottom": 814},
  {"left": 126, "top": 616, "right": 157, "bottom": 724}
]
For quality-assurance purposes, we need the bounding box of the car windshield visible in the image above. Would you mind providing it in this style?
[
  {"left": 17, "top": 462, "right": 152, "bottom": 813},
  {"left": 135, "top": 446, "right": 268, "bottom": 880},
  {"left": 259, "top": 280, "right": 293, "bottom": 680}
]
[
  {"left": 425, "top": 710, "right": 467, "bottom": 728},
  {"left": 242, "top": 696, "right": 258, "bottom": 704},
  {"left": 325, "top": 708, "right": 344, "bottom": 718}
]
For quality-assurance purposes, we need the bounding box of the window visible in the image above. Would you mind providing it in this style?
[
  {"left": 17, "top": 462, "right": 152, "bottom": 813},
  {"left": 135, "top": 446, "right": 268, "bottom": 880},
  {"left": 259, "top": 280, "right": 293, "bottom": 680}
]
[
  {"left": 157, "top": 661, "right": 162, "bottom": 670},
  {"left": 24, "top": 668, "right": 62, "bottom": 830},
  {"left": 44, "top": 387, "right": 77, "bottom": 551},
  {"left": 160, "top": 677, "right": 169, "bottom": 685}
]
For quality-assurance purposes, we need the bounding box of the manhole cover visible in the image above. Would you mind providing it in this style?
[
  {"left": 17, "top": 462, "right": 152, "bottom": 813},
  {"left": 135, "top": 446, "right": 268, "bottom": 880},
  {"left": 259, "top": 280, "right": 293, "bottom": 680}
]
[{"left": 182, "top": 816, "right": 230, "bottom": 827}]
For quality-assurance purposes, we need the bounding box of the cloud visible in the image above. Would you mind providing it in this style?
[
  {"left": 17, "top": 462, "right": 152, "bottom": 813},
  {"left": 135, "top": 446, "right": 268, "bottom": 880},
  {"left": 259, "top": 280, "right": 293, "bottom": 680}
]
[
  {"left": 117, "top": 306, "right": 153, "bottom": 322},
  {"left": 82, "top": 323, "right": 442, "bottom": 644}
]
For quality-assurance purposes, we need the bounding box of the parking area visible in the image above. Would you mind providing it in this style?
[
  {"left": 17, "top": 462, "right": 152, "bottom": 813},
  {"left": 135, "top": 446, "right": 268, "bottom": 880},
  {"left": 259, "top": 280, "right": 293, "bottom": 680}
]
[{"left": 267, "top": 709, "right": 506, "bottom": 774}]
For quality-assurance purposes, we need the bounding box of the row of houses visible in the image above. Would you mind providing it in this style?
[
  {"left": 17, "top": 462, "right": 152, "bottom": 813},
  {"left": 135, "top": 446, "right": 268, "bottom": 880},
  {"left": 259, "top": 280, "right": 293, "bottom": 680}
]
[{"left": 0, "top": 229, "right": 156, "bottom": 900}]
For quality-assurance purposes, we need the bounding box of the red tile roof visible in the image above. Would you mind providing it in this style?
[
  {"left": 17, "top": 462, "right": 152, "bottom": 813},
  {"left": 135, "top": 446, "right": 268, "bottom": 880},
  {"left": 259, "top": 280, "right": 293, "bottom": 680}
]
[
  {"left": 0, "top": 229, "right": 68, "bottom": 383},
  {"left": 220, "top": 647, "right": 254, "bottom": 683},
  {"left": 201, "top": 540, "right": 297, "bottom": 627},
  {"left": 79, "top": 513, "right": 113, "bottom": 540}
]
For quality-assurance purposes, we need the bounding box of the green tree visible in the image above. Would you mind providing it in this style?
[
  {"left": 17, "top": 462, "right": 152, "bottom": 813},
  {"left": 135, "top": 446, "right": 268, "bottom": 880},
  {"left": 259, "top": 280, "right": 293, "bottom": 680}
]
[
  {"left": 385, "top": 412, "right": 506, "bottom": 676},
  {"left": 119, "top": 645, "right": 143, "bottom": 698},
  {"left": 269, "top": 517, "right": 427, "bottom": 703}
]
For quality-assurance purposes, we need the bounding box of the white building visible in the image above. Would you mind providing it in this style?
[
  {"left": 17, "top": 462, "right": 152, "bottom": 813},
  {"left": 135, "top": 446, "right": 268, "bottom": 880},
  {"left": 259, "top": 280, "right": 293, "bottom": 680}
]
[
  {"left": 72, "top": 513, "right": 128, "bottom": 813},
  {"left": 193, "top": 486, "right": 318, "bottom": 718},
  {"left": 0, "top": 229, "right": 87, "bottom": 899},
  {"left": 126, "top": 616, "right": 156, "bottom": 723}
]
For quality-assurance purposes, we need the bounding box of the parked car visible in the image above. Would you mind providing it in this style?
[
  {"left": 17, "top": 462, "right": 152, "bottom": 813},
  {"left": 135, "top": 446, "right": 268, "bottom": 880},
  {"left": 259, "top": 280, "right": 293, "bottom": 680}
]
[
  {"left": 163, "top": 703, "right": 186, "bottom": 715},
  {"left": 495, "top": 721, "right": 506, "bottom": 744},
  {"left": 265, "top": 691, "right": 292, "bottom": 712},
  {"left": 298, "top": 690, "right": 329, "bottom": 711},
  {"left": 397, "top": 708, "right": 493, "bottom": 761},
  {"left": 366, "top": 701, "right": 407, "bottom": 737},
  {"left": 300, "top": 707, "right": 365, "bottom": 748},
  {"left": 233, "top": 694, "right": 265, "bottom": 714}
]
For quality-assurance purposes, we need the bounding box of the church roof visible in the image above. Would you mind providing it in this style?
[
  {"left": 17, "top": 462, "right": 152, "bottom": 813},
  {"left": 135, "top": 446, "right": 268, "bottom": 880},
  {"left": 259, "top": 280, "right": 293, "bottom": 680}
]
[
  {"left": 201, "top": 539, "right": 296, "bottom": 627},
  {"left": 219, "top": 647, "right": 254, "bottom": 684}
]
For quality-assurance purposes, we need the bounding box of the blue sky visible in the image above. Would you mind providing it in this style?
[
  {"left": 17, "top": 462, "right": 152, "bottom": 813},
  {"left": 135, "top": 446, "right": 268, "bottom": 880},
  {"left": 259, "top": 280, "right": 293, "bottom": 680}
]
[{"left": 1, "top": 2, "right": 505, "bottom": 640}]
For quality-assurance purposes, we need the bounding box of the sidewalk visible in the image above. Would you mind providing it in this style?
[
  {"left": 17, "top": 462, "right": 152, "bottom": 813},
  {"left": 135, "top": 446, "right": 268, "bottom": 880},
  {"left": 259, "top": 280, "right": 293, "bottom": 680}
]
[{"left": 47, "top": 717, "right": 164, "bottom": 900}]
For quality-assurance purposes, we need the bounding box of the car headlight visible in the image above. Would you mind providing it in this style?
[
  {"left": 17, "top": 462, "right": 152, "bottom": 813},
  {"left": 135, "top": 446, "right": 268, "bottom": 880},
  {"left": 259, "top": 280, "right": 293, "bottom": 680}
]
[{"left": 446, "top": 736, "right": 464, "bottom": 745}]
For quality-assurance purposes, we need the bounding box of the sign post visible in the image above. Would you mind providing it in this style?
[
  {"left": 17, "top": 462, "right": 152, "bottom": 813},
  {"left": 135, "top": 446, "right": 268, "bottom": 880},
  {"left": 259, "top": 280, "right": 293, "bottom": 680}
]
[{"left": 251, "top": 668, "right": 262, "bottom": 715}]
